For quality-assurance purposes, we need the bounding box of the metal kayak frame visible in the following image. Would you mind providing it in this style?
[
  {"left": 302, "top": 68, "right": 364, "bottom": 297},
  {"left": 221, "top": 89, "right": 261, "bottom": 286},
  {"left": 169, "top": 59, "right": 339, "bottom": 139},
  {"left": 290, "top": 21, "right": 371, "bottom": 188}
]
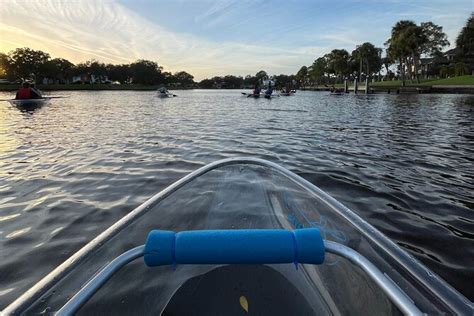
[
  {"left": 55, "top": 234, "right": 421, "bottom": 315},
  {"left": 3, "top": 158, "right": 472, "bottom": 315}
]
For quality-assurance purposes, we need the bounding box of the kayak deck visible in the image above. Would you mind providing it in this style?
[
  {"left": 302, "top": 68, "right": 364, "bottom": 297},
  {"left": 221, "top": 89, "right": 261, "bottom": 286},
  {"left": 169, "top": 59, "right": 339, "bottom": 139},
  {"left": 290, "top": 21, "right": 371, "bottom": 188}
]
[
  {"left": 3, "top": 158, "right": 472, "bottom": 315},
  {"left": 7, "top": 98, "right": 49, "bottom": 106}
]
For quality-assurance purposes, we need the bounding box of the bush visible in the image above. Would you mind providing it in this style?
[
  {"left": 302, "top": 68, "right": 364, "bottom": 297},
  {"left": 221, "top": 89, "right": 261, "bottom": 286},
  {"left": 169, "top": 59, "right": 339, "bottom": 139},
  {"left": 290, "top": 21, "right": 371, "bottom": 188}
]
[{"left": 454, "top": 62, "right": 470, "bottom": 76}]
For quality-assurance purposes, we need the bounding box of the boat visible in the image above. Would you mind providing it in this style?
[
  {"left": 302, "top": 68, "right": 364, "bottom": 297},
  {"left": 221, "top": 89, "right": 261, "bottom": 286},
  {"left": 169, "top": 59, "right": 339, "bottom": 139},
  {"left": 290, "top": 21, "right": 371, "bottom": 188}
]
[
  {"left": 3, "top": 158, "right": 472, "bottom": 315},
  {"left": 242, "top": 92, "right": 261, "bottom": 98},
  {"left": 279, "top": 92, "right": 294, "bottom": 96},
  {"left": 6, "top": 98, "right": 50, "bottom": 106},
  {"left": 157, "top": 93, "right": 176, "bottom": 98}
]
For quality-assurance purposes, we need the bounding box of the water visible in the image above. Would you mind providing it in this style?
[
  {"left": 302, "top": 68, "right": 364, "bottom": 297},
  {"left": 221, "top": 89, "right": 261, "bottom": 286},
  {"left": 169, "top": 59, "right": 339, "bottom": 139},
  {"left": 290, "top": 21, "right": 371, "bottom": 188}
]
[{"left": 0, "top": 90, "right": 473, "bottom": 307}]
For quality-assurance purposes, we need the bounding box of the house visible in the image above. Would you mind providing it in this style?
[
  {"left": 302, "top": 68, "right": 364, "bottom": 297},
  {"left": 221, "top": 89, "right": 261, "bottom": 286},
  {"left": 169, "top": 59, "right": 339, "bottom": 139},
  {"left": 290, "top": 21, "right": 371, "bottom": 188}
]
[
  {"left": 444, "top": 48, "right": 457, "bottom": 62},
  {"left": 419, "top": 58, "right": 434, "bottom": 78},
  {"left": 71, "top": 74, "right": 111, "bottom": 84},
  {"left": 416, "top": 48, "right": 463, "bottom": 78}
]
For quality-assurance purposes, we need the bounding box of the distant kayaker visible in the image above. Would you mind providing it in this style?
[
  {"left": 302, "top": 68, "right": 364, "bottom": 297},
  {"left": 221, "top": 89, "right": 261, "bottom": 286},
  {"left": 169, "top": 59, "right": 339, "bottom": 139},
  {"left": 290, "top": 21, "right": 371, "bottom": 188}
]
[
  {"left": 15, "top": 82, "right": 41, "bottom": 100},
  {"left": 265, "top": 83, "right": 273, "bottom": 97},
  {"left": 158, "top": 86, "right": 169, "bottom": 95},
  {"left": 253, "top": 84, "right": 261, "bottom": 95},
  {"left": 31, "top": 83, "right": 42, "bottom": 98}
]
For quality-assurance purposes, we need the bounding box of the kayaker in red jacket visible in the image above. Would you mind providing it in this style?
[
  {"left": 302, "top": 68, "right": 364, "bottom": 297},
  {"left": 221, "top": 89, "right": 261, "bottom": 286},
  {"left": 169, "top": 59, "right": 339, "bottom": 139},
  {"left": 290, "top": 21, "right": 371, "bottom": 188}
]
[{"left": 15, "top": 82, "right": 41, "bottom": 99}]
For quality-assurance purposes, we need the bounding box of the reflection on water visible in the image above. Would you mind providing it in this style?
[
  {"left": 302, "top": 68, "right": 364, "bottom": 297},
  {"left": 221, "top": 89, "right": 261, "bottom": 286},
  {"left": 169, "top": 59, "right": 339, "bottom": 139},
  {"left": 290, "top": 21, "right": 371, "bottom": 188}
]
[{"left": 0, "top": 90, "right": 473, "bottom": 306}]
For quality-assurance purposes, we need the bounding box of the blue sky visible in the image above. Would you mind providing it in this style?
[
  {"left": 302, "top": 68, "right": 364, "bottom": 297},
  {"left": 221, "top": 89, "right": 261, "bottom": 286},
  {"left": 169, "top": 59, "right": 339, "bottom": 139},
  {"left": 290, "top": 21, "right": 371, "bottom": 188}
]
[{"left": 0, "top": 0, "right": 471, "bottom": 80}]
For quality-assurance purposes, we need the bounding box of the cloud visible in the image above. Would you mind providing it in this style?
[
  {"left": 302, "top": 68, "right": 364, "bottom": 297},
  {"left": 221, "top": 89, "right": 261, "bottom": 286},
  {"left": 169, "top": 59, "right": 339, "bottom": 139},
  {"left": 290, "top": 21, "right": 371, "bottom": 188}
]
[{"left": 0, "top": 0, "right": 322, "bottom": 79}]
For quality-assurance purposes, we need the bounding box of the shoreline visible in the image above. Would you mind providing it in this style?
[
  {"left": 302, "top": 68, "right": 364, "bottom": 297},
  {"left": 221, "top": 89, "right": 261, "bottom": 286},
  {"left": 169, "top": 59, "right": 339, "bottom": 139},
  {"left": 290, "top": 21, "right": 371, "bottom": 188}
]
[{"left": 1, "top": 84, "right": 474, "bottom": 94}]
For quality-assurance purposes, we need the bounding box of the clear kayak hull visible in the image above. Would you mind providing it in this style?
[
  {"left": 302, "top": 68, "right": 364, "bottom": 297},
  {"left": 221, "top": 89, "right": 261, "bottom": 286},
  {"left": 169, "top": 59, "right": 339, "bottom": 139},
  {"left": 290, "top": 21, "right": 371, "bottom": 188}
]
[
  {"left": 7, "top": 98, "right": 49, "bottom": 106},
  {"left": 3, "top": 158, "right": 472, "bottom": 315}
]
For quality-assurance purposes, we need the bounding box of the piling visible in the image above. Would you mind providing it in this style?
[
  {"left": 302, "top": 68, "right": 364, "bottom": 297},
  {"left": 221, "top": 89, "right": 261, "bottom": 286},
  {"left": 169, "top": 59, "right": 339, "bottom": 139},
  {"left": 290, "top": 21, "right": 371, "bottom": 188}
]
[
  {"left": 354, "top": 79, "right": 358, "bottom": 94},
  {"left": 344, "top": 80, "right": 348, "bottom": 93}
]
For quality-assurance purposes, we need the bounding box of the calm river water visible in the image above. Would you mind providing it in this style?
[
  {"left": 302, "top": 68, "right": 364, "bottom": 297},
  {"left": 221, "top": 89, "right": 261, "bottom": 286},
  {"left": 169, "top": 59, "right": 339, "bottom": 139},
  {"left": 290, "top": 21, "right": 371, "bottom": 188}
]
[{"left": 0, "top": 90, "right": 473, "bottom": 306}]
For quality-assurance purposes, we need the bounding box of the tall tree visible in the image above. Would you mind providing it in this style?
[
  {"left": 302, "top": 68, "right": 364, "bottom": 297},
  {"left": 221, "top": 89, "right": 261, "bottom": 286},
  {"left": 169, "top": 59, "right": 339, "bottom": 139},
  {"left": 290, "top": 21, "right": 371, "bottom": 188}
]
[
  {"left": 44, "top": 58, "right": 75, "bottom": 83},
  {"left": 173, "top": 71, "right": 194, "bottom": 86},
  {"left": 0, "top": 53, "right": 9, "bottom": 78},
  {"left": 7, "top": 47, "right": 50, "bottom": 81},
  {"left": 386, "top": 20, "right": 419, "bottom": 85},
  {"left": 221, "top": 75, "right": 244, "bottom": 88},
  {"left": 420, "top": 22, "right": 450, "bottom": 56},
  {"left": 351, "top": 42, "right": 383, "bottom": 80},
  {"left": 255, "top": 70, "right": 268, "bottom": 83},
  {"left": 456, "top": 13, "right": 474, "bottom": 64},
  {"left": 386, "top": 20, "right": 449, "bottom": 84},
  {"left": 326, "top": 49, "right": 350, "bottom": 82},
  {"left": 129, "top": 59, "right": 163, "bottom": 85},
  {"left": 274, "top": 74, "right": 294, "bottom": 88},
  {"left": 296, "top": 66, "right": 308, "bottom": 88},
  {"left": 308, "top": 56, "right": 328, "bottom": 85},
  {"left": 382, "top": 55, "right": 393, "bottom": 75},
  {"left": 106, "top": 63, "right": 131, "bottom": 83},
  {"left": 243, "top": 74, "right": 258, "bottom": 86}
]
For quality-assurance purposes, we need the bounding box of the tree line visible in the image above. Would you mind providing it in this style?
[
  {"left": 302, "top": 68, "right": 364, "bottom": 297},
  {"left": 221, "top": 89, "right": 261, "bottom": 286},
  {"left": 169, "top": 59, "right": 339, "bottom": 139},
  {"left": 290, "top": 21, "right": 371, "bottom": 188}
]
[
  {"left": 197, "top": 71, "right": 295, "bottom": 89},
  {"left": 296, "top": 14, "right": 473, "bottom": 87},
  {"left": 0, "top": 49, "right": 194, "bottom": 86}
]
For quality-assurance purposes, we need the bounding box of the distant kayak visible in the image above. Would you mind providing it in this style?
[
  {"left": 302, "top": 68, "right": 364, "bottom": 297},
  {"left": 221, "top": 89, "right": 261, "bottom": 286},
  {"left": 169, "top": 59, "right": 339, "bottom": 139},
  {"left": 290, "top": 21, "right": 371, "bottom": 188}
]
[
  {"left": 6, "top": 98, "right": 50, "bottom": 106},
  {"left": 241, "top": 92, "right": 278, "bottom": 99},
  {"left": 158, "top": 93, "right": 177, "bottom": 98},
  {"left": 241, "top": 92, "right": 261, "bottom": 98}
]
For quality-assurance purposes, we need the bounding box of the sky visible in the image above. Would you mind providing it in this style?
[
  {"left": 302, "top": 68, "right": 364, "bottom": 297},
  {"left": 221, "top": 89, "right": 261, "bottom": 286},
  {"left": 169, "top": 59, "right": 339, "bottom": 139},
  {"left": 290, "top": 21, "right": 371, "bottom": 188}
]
[{"left": 0, "top": 0, "right": 471, "bottom": 80}]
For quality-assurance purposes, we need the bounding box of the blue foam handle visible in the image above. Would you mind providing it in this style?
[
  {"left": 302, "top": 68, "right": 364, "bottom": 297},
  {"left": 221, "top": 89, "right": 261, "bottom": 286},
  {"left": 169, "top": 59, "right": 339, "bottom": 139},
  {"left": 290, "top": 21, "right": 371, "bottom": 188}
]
[{"left": 144, "top": 228, "right": 325, "bottom": 267}]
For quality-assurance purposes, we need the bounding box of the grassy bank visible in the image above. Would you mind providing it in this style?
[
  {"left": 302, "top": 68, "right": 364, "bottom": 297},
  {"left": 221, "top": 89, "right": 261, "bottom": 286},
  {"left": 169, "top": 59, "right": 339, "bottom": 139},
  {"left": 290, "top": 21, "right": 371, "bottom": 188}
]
[
  {"left": 370, "top": 76, "right": 474, "bottom": 87},
  {"left": 419, "top": 75, "right": 474, "bottom": 86}
]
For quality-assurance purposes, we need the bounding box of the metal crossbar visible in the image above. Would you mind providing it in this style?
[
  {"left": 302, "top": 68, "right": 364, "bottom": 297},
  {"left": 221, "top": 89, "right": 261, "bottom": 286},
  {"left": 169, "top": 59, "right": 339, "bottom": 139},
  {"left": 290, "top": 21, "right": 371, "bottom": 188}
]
[{"left": 56, "top": 241, "right": 422, "bottom": 315}]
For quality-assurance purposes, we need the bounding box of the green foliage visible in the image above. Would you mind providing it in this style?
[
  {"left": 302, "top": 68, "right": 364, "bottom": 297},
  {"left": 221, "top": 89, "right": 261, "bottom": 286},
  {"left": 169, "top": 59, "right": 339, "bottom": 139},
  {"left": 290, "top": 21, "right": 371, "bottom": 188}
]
[
  {"left": 422, "top": 75, "right": 474, "bottom": 85},
  {"left": 106, "top": 64, "right": 131, "bottom": 84},
  {"left": 326, "top": 49, "right": 350, "bottom": 79},
  {"left": 454, "top": 62, "right": 470, "bottom": 76},
  {"left": 439, "top": 66, "right": 455, "bottom": 78},
  {"left": 273, "top": 74, "right": 294, "bottom": 87},
  {"left": 295, "top": 66, "right": 308, "bottom": 88},
  {"left": 385, "top": 20, "right": 449, "bottom": 85},
  {"left": 129, "top": 59, "right": 163, "bottom": 85},
  {"left": 173, "top": 71, "right": 194, "bottom": 86},
  {"left": 6, "top": 47, "right": 51, "bottom": 81},
  {"left": 0, "top": 52, "right": 8, "bottom": 77},
  {"left": 456, "top": 13, "right": 474, "bottom": 62},
  {"left": 308, "top": 56, "right": 328, "bottom": 84},
  {"left": 351, "top": 42, "right": 383, "bottom": 78},
  {"left": 255, "top": 70, "right": 268, "bottom": 82},
  {"left": 198, "top": 75, "right": 244, "bottom": 89},
  {"left": 198, "top": 78, "right": 215, "bottom": 88},
  {"left": 420, "top": 22, "right": 450, "bottom": 55}
]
